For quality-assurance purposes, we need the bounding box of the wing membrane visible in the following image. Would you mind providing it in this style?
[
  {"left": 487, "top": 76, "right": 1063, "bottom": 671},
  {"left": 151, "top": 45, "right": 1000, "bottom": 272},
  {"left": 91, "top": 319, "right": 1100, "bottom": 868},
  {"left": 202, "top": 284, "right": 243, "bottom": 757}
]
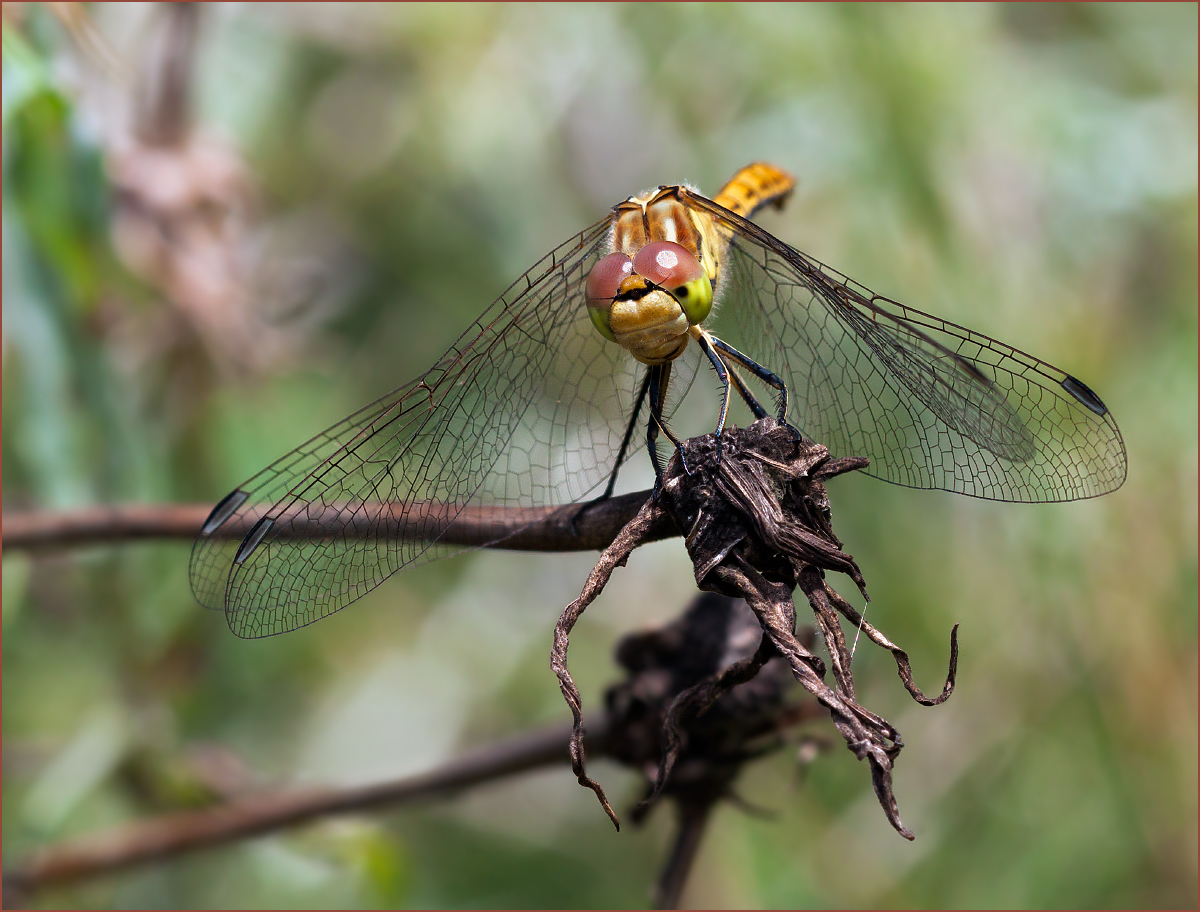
[
  {"left": 190, "top": 219, "right": 650, "bottom": 637},
  {"left": 192, "top": 182, "right": 1129, "bottom": 639},
  {"left": 690, "top": 192, "right": 1127, "bottom": 502}
]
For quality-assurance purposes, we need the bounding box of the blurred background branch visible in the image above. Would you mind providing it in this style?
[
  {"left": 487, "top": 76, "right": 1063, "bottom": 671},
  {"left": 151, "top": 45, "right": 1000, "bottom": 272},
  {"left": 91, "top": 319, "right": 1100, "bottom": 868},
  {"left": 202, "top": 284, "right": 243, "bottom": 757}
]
[
  {"left": 7, "top": 591, "right": 825, "bottom": 910},
  {"left": 5, "top": 717, "right": 600, "bottom": 896}
]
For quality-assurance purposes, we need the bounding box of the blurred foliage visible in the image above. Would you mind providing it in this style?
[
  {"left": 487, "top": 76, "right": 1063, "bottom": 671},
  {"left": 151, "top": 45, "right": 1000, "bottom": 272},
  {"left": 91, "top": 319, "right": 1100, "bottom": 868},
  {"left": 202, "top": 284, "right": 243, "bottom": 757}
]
[{"left": 3, "top": 3, "right": 1196, "bottom": 908}]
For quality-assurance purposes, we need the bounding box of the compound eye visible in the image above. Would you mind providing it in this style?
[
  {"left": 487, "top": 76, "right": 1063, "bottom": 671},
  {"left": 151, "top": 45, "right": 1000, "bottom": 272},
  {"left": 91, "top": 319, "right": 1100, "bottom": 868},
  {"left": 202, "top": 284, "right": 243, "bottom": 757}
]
[
  {"left": 632, "top": 241, "right": 712, "bottom": 325},
  {"left": 632, "top": 241, "right": 704, "bottom": 287},
  {"left": 584, "top": 253, "right": 631, "bottom": 342},
  {"left": 586, "top": 253, "right": 633, "bottom": 307}
]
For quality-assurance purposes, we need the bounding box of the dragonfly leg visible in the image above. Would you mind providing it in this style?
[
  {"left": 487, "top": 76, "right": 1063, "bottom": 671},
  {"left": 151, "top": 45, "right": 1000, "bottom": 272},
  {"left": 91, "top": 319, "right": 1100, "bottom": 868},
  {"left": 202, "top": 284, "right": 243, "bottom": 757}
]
[
  {"left": 695, "top": 331, "right": 733, "bottom": 438},
  {"left": 727, "top": 364, "right": 769, "bottom": 420},
  {"left": 648, "top": 362, "right": 690, "bottom": 485},
  {"left": 567, "top": 370, "right": 651, "bottom": 535},
  {"left": 602, "top": 369, "right": 651, "bottom": 500},
  {"left": 710, "top": 337, "right": 791, "bottom": 426}
]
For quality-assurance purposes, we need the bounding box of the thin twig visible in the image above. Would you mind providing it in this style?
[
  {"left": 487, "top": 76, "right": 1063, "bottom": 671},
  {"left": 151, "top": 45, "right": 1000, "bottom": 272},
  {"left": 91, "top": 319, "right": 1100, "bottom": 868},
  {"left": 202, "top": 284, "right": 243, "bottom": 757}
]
[
  {"left": 552, "top": 495, "right": 666, "bottom": 830},
  {"left": 1, "top": 491, "right": 671, "bottom": 553},
  {"left": 4, "top": 717, "right": 609, "bottom": 894}
]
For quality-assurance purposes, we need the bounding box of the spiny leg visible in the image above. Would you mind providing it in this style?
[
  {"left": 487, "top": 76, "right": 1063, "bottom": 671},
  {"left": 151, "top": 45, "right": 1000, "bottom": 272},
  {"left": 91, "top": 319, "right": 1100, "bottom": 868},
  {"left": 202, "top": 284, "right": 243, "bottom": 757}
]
[
  {"left": 710, "top": 336, "right": 790, "bottom": 424},
  {"left": 568, "top": 369, "right": 652, "bottom": 535},
  {"left": 602, "top": 368, "right": 652, "bottom": 500},
  {"left": 728, "top": 363, "right": 770, "bottom": 420},
  {"left": 695, "top": 331, "right": 733, "bottom": 438},
  {"left": 648, "top": 361, "right": 689, "bottom": 483}
]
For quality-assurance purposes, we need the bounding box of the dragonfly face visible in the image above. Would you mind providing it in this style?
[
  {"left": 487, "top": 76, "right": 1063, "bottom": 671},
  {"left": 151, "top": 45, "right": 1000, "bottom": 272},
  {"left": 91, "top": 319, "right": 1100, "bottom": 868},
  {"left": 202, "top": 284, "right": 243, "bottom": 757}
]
[
  {"left": 585, "top": 189, "right": 717, "bottom": 365},
  {"left": 191, "top": 162, "right": 1127, "bottom": 638},
  {"left": 585, "top": 176, "right": 778, "bottom": 365},
  {"left": 586, "top": 239, "right": 712, "bottom": 364}
]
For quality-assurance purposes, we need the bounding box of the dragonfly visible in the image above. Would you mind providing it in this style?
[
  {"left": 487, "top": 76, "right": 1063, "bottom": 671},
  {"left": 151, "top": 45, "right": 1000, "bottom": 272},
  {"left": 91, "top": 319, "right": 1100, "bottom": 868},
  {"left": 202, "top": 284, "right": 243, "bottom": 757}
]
[{"left": 190, "top": 163, "right": 1127, "bottom": 638}]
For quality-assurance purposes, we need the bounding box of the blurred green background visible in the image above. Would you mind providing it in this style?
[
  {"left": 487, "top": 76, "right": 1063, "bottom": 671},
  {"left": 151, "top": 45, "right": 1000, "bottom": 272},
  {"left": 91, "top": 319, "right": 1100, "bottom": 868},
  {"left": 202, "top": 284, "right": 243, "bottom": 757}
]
[{"left": 3, "top": 3, "right": 1195, "bottom": 908}]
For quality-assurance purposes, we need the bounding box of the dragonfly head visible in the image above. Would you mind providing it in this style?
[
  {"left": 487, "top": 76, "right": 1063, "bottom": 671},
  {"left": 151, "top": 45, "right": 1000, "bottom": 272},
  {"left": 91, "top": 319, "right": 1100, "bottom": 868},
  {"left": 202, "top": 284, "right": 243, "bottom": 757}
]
[{"left": 585, "top": 241, "right": 713, "bottom": 365}]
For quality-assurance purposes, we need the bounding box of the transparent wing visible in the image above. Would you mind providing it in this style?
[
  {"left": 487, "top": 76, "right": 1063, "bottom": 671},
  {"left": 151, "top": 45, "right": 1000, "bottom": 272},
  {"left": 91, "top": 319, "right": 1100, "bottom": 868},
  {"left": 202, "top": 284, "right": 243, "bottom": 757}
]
[
  {"left": 689, "top": 193, "right": 1127, "bottom": 502},
  {"left": 190, "top": 219, "right": 657, "bottom": 637}
]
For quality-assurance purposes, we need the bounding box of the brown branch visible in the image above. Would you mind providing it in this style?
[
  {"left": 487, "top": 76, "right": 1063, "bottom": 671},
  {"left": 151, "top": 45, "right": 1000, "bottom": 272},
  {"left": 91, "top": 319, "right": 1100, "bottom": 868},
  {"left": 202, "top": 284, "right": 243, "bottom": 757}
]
[
  {"left": 1, "top": 490, "right": 672, "bottom": 553},
  {"left": 2, "top": 504, "right": 215, "bottom": 549},
  {"left": 4, "top": 717, "right": 610, "bottom": 895},
  {"left": 135, "top": 2, "right": 201, "bottom": 147},
  {"left": 652, "top": 800, "right": 712, "bottom": 910}
]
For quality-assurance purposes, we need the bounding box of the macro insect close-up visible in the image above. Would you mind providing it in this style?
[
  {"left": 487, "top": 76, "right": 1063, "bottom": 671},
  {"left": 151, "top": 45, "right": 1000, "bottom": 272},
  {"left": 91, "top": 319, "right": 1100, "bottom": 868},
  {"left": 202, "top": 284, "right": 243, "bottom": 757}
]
[
  {"left": 3, "top": 4, "right": 1194, "bottom": 910},
  {"left": 190, "top": 160, "right": 1126, "bottom": 637}
]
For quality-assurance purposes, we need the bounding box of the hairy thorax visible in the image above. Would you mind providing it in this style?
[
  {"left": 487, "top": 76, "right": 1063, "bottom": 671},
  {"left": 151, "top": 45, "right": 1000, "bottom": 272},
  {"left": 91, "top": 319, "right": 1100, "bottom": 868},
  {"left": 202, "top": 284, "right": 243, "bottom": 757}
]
[{"left": 603, "top": 189, "right": 724, "bottom": 365}]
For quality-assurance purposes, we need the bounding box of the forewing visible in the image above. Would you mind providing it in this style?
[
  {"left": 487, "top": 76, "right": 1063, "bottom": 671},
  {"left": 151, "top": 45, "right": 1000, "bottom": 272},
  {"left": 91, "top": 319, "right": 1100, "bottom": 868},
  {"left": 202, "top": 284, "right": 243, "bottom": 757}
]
[
  {"left": 689, "top": 194, "right": 1127, "bottom": 502},
  {"left": 189, "top": 219, "right": 645, "bottom": 637}
]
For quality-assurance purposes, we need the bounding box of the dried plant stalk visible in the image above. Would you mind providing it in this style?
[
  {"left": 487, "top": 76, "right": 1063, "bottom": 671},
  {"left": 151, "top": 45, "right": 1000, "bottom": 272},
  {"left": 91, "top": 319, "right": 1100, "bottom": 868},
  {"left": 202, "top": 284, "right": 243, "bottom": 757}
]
[{"left": 552, "top": 418, "right": 957, "bottom": 839}]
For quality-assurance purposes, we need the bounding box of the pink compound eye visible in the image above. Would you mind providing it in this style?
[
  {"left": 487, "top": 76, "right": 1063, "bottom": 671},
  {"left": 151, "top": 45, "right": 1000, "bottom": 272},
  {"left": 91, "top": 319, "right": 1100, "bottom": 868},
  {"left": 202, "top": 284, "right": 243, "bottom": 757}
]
[
  {"left": 585, "top": 253, "right": 633, "bottom": 306},
  {"left": 632, "top": 241, "right": 704, "bottom": 288}
]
